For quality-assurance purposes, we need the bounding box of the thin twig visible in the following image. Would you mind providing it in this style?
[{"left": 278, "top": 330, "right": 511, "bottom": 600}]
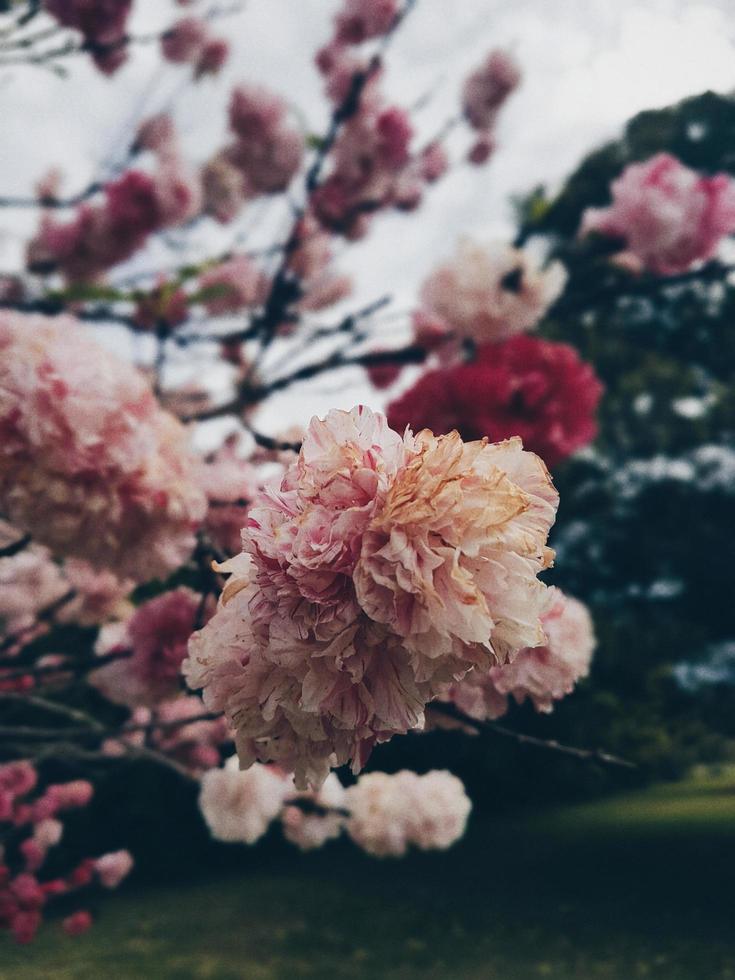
[{"left": 429, "top": 701, "right": 637, "bottom": 769}]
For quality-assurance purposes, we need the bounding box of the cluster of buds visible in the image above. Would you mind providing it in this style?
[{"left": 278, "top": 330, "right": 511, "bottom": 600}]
[{"left": 0, "top": 762, "right": 132, "bottom": 944}]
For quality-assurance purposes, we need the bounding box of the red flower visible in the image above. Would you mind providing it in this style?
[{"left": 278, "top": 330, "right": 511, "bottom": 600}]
[{"left": 387, "top": 335, "right": 603, "bottom": 468}]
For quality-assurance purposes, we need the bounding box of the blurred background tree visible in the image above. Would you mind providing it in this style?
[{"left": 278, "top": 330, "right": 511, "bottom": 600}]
[{"left": 514, "top": 89, "right": 735, "bottom": 781}]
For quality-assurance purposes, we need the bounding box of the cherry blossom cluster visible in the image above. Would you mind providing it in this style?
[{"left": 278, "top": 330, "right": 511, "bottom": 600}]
[
  {"left": 90, "top": 587, "right": 202, "bottom": 707},
  {"left": 462, "top": 49, "right": 521, "bottom": 164},
  {"left": 416, "top": 239, "right": 567, "bottom": 347},
  {"left": 43, "top": 0, "right": 133, "bottom": 74},
  {"left": 0, "top": 525, "right": 132, "bottom": 666},
  {"left": 161, "top": 15, "right": 229, "bottom": 77},
  {"left": 103, "top": 697, "right": 230, "bottom": 776},
  {"left": 198, "top": 758, "right": 471, "bottom": 857},
  {"left": 580, "top": 153, "right": 735, "bottom": 275},
  {"left": 28, "top": 161, "right": 200, "bottom": 284},
  {"left": 185, "top": 405, "right": 558, "bottom": 790},
  {"left": 0, "top": 761, "right": 132, "bottom": 943},
  {"left": 0, "top": 312, "right": 206, "bottom": 581},
  {"left": 200, "top": 85, "right": 305, "bottom": 224},
  {"left": 437, "top": 587, "right": 596, "bottom": 722}
]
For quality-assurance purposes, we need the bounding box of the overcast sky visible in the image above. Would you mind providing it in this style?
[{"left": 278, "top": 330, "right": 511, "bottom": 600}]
[{"left": 2, "top": 0, "right": 735, "bottom": 428}]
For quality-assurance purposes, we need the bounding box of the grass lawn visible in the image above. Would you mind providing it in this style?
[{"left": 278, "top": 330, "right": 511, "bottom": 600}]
[{"left": 3, "top": 771, "right": 735, "bottom": 979}]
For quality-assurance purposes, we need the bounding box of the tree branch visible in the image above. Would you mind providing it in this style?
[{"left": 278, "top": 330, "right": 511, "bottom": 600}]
[{"left": 429, "top": 701, "right": 637, "bottom": 769}]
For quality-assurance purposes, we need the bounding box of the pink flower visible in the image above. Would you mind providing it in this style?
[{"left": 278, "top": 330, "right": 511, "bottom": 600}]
[
  {"left": 419, "top": 142, "right": 449, "bottom": 183},
  {"left": 62, "top": 910, "right": 92, "bottom": 937},
  {"left": 185, "top": 408, "right": 557, "bottom": 789},
  {"left": 197, "top": 38, "right": 230, "bottom": 76},
  {"left": 94, "top": 851, "right": 133, "bottom": 889},
  {"left": 344, "top": 769, "right": 471, "bottom": 857},
  {"left": 92, "top": 589, "right": 199, "bottom": 707},
  {"left": 101, "top": 696, "right": 228, "bottom": 774},
  {"left": 161, "top": 17, "right": 208, "bottom": 64},
  {"left": 334, "top": 0, "right": 399, "bottom": 44},
  {"left": 467, "top": 132, "right": 496, "bottom": 166},
  {"left": 44, "top": 0, "right": 132, "bottom": 74},
  {"left": 198, "top": 756, "right": 292, "bottom": 843},
  {"left": 443, "top": 588, "right": 595, "bottom": 720},
  {"left": 419, "top": 240, "right": 567, "bottom": 344},
  {"left": 43, "top": 0, "right": 131, "bottom": 44},
  {"left": 198, "top": 256, "right": 269, "bottom": 315},
  {"left": 135, "top": 114, "right": 176, "bottom": 156},
  {"left": 462, "top": 49, "right": 521, "bottom": 131},
  {"left": 45, "top": 781, "right": 94, "bottom": 812},
  {"left": 26, "top": 165, "right": 198, "bottom": 283},
  {"left": 226, "top": 85, "right": 304, "bottom": 195},
  {"left": 354, "top": 430, "right": 559, "bottom": 666},
  {"left": 197, "top": 439, "right": 262, "bottom": 555},
  {"left": 153, "top": 158, "right": 202, "bottom": 226},
  {"left": 126, "top": 588, "right": 200, "bottom": 704},
  {"left": 149, "top": 697, "right": 229, "bottom": 773},
  {"left": 0, "top": 313, "right": 206, "bottom": 580},
  {"left": 280, "top": 772, "right": 347, "bottom": 851},
  {"left": 0, "top": 541, "right": 68, "bottom": 641},
  {"left": 580, "top": 153, "right": 735, "bottom": 275}
]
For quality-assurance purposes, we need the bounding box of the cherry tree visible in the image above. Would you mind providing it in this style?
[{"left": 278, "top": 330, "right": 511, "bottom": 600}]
[{"left": 3, "top": 0, "right": 733, "bottom": 945}]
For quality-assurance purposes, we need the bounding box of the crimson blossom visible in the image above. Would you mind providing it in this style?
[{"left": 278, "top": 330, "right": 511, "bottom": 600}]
[
  {"left": 387, "top": 335, "right": 603, "bottom": 469},
  {"left": 185, "top": 406, "right": 558, "bottom": 789}
]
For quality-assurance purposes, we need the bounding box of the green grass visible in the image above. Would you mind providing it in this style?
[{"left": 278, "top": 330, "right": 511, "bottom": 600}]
[{"left": 4, "top": 772, "right": 735, "bottom": 979}]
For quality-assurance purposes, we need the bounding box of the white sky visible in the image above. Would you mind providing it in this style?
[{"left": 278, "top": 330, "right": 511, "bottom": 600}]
[{"left": 1, "top": 0, "right": 735, "bottom": 429}]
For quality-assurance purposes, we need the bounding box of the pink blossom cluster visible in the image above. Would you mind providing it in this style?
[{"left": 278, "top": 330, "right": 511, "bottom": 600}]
[
  {"left": 462, "top": 49, "right": 521, "bottom": 164},
  {"left": 440, "top": 587, "right": 596, "bottom": 721},
  {"left": 196, "top": 760, "right": 471, "bottom": 856},
  {"left": 160, "top": 16, "right": 229, "bottom": 77},
  {"left": 344, "top": 769, "right": 471, "bottom": 857},
  {"left": 43, "top": 0, "right": 133, "bottom": 75},
  {"left": 0, "top": 313, "right": 206, "bottom": 581},
  {"left": 197, "top": 437, "right": 263, "bottom": 554},
  {"left": 27, "top": 161, "right": 201, "bottom": 283},
  {"left": 185, "top": 406, "right": 558, "bottom": 789},
  {"left": 90, "top": 588, "right": 202, "bottom": 707},
  {"left": 289, "top": 216, "right": 354, "bottom": 314},
  {"left": 0, "top": 531, "right": 132, "bottom": 658},
  {"left": 200, "top": 86, "right": 304, "bottom": 223},
  {"left": 309, "top": 2, "right": 455, "bottom": 236},
  {"left": 580, "top": 153, "right": 735, "bottom": 275},
  {"left": 0, "top": 761, "right": 133, "bottom": 943},
  {"left": 197, "top": 255, "right": 270, "bottom": 316},
  {"left": 198, "top": 756, "right": 292, "bottom": 843},
  {"left": 280, "top": 772, "right": 348, "bottom": 851},
  {"left": 310, "top": 78, "right": 430, "bottom": 238},
  {"left": 103, "top": 696, "right": 230, "bottom": 775},
  {"left": 0, "top": 535, "right": 67, "bottom": 644},
  {"left": 334, "top": 0, "right": 399, "bottom": 44},
  {"left": 417, "top": 239, "right": 567, "bottom": 347}
]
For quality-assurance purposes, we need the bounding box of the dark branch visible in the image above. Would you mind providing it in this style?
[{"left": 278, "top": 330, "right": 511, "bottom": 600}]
[{"left": 429, "top": 702, "right": 637, "bottom": 769}]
